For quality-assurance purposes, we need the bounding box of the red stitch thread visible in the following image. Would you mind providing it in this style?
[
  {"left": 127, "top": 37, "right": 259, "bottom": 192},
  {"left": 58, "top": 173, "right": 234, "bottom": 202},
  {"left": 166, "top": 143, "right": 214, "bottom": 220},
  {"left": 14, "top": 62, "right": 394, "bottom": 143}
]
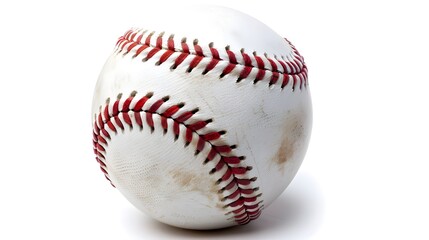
[
  {"left": 116, "top": 29, "right": 308, "bottom": 90},
  {"left": 92, "top": 92, "right": 263, "bottom": 225}
]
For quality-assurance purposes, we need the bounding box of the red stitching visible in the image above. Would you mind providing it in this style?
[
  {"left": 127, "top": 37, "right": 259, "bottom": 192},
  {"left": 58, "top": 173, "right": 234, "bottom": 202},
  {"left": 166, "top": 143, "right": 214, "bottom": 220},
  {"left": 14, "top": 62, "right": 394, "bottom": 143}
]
[
  {"left": 93, "top": 92, "right": 263, "bottom": 225},
  {"left": 116, "top": 28, "right": 308, "bottom": 90}
]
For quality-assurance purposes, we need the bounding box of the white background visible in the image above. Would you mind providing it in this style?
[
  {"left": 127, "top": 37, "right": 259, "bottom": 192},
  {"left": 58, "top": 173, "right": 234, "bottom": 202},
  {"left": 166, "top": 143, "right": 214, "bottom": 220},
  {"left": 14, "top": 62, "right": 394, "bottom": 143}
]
[{"left": 1, "top": 0, "right": 428, "bottom": 239}]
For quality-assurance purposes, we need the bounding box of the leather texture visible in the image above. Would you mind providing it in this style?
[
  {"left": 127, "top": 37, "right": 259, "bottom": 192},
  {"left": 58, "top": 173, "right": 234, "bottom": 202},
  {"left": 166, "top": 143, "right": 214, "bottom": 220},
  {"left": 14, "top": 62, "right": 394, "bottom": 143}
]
[{"left": 92, "top": 6, "right": 312, "bottom": 230}]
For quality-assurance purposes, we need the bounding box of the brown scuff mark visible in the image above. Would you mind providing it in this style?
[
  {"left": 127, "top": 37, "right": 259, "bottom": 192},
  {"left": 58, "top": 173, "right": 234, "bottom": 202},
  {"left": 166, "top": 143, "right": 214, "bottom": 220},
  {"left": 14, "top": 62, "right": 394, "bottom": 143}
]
[
  {"left": 169, "top": 168, "right": 225, "bottom": 210},
  {"left": 274, "top": 110, "right": 306, "bottom": 173},
  {"left": 170, "top": 169, "right": 195, "bottom": 187}
]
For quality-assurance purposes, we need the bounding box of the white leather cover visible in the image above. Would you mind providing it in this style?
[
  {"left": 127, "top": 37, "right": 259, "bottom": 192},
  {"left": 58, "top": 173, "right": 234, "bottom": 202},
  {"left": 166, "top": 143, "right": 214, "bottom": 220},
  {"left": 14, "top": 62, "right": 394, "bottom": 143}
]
[{"left": 92, "top": 6, "right": 312, "bottom": 230}]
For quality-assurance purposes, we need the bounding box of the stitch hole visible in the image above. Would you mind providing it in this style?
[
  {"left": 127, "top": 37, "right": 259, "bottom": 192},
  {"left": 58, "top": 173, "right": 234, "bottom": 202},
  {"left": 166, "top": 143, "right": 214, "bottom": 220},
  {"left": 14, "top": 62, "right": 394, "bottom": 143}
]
[
  {"left": 162, "top": 96, "right": 170, "bottom": 102},
  {"left": 219, "top": 130, "right": 226, "bottom": 135},
  {"left": 230, "top": 145, "right": 237, "bottom": 149},
  {"left": 150, "top": 126, "right": 155, "bottom": 133},
  {"left": 174, "top": 134, "right": 179, "bottom": 141},
  {"left": 240, "top": 48, "right": 245, "bottom": 53},
  {"left": 177, "top": 102, "right": 185, "bottom": 108},
  {"left": 130, "top": 91, "right": 137, "bottom": 97},
  {"left": 117, "top": 93, "right": 123, "bottom": 100},
  {"left": 158, "top": 31, "right": 165, "bottom": 38},
  {"left": 146, "top": 92, "right": 154, "bottom": 98},
  {"left": 264, "top": 52, "right": 268, "bottom": 58},
  {"left": 203, "top": 158, "right": 209, "bottom": 165},
  {"left": 253, "top": 79, "right": 259, "bottom": 85},
  {"left": 105, "top": 97, "right": 110, "bottom": 105},
  {"left": 192, "top": 108, "right": 199, "bottom": 114},
  {"left": 253, "top": 51, "right": 258, "bottom": 56},
  {"left": 205, "top": 119, "right": 213, "bottom": 124},
  {"left": 170, "top": 64, "right": 177, "bottom": 70},
  {"left": 250, "top": 177, "right": 257, "bottom": 182},
  {"left": 209, "top": 42, "right": 214, "bottom": 48},
  {"left": 181, "top": 37, "right": 187, "bottom": 43},
  {"left": 194, "top": 150, "right": 200, "bottom": 156},
  {"left": 219, "top": 72, "right": 226, "bottom": 79},
  {"left": 239, "top": 156, "right": 246, "bottom": 160},
  {"left": 209, "top": 168, "right": 216, "bottom": 174},
  {"left": 184, "top": 141, "right": 190, "bottom": 148},
  {"left": 193, "top": 39, "right": 199, "bottom": 45},
  {"left": 186, "top": 67, "right": 193, "bottom": 73},
  {"left": 253, "top": 187, "right": 260, "bottom": 192},
  {"left": 246, "top": 166, "right": 253, "bottom": 171},
  {"left": 163, "top": 128, "right": 167, "bottom": 135},
  {"left": 215, "top": 179, "right": 222, "bottom": 185},
  {"left": 201, "top": 69, "right": 208, "bottom": 75},
  {"left": 225, "top": 45, "right": 230, "bottom": 51}
]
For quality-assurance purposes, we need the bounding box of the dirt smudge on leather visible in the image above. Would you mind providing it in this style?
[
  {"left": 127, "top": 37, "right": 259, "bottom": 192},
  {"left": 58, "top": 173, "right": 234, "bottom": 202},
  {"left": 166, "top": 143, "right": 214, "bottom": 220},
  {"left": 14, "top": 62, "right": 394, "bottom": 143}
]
[
  {"left": 169, "top": 168, "right": 225, "bottom": 210},
  {"left": 274, "top": 110, "right": 306, "bottom": 173}
]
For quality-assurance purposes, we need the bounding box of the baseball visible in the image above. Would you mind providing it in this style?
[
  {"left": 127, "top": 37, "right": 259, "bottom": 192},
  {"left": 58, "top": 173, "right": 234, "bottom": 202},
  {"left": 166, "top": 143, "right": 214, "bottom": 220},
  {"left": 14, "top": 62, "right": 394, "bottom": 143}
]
[{"left": 92, "top": 5, "right": 312, "bottom": 230}]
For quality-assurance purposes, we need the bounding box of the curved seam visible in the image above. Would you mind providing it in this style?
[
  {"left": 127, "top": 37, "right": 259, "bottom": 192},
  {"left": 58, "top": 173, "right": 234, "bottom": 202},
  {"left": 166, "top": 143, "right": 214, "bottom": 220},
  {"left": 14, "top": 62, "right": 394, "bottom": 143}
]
[
  {"left": 115, "top": 29, "right": 308, "bottom": 90},
  {"left": 92, "top": 92, "right": 264, "bottom": 225}
]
